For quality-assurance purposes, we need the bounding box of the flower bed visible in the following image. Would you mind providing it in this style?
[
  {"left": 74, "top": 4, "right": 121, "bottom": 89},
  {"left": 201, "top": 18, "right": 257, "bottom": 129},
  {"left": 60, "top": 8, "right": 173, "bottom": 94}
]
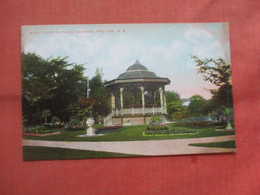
[
  {"left": 65, "top": 125, "right": 85, "bottom": 131},
  {"left": 147, "top": 123, "right": 169, "bottom": 131},
  {"left": 23, "top": 126, "right": 58, "bottom": 135}
]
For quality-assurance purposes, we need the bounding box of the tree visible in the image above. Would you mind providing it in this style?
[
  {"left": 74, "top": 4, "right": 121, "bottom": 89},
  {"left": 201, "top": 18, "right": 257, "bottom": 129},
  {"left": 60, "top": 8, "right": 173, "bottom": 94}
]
[
  {"left": 188, "top": 95, "right": 208, "bottom": 116},
  {"left": 22, "top": 52, "right": 88, "bottom": 124},
  {"left": 41, "top": 109, "right": 51, "bottom": 123},
  {"left": 89, "top": 68, "right": 110, "bottom": 122},
  {"left": 170, "top": 106, "right": 189, "bottom": 120},
  {"left": 191, "top": 56, "right": 233, "bottom": 108},
  {"left": 78, "top": 97, "right": 95, "bottom": 119},
  {"left": 165, "top": 91, "right": 180, "bottom": 103},
  {"left": 165, "top": 91, "right": 190, "bottom": 120}
]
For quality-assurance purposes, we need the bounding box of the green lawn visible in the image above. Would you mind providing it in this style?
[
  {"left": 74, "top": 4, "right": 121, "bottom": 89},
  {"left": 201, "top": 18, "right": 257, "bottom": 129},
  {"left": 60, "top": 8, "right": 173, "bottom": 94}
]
[
  {"left": 23, "top": 146, "right": 137, "bottom": 161},
  {"left": 189, "top": 140, "right": 236, "bottom": 148},
  {"left": 23, "top": 124, "right": 235, "bottom": 142}
]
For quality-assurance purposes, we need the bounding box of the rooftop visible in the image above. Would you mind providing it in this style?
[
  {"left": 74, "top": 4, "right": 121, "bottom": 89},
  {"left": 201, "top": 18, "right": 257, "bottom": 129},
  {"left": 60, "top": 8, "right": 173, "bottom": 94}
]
[
  {"left": 104, "top": 60, "right": 171, "bottom": 88},
  {"left": 117, "top": 60, "right": 158, "bottom": 80}
]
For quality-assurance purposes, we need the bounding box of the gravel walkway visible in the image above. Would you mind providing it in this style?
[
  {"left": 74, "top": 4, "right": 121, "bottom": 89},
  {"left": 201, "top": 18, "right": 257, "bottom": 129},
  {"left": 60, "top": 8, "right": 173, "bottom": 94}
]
[{"left": 23, "top": 135, "right": 236, "bottom": 156}]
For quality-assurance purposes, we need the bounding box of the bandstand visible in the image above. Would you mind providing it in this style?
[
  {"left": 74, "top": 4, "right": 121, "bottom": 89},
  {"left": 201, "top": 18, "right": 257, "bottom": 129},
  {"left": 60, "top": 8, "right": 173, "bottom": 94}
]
[{"left": 104, "top": 60, "right": 171, "bottom": 126}]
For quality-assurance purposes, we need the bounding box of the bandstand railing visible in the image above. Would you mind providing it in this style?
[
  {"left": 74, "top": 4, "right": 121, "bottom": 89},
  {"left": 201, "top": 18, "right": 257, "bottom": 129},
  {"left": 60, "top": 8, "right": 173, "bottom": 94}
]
[{"left": 113, "top": 106, "right": 163, "bottom": 116}]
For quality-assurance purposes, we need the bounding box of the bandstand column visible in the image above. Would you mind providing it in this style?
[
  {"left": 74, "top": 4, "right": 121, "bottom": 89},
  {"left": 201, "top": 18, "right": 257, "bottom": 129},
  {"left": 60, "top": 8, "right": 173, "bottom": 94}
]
[
  {"left": 163, "top": 88, "right": 167, "bottom": 114},
  {"left": 111, "top": 93, "right": 115, "bottom": 115},
  {"left": 140, "top": 86, "right": 145, "bottom": 115},
  {"left": 159, "top": 87, "right": 164, "bottom": 113},
  {"left": 120, "top": 87, "right": 124, "bottom": 115}
]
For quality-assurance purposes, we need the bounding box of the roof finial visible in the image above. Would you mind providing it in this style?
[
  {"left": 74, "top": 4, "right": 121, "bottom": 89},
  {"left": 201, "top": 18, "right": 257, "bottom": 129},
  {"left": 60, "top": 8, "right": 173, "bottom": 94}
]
[{"left": 135, "top": 60, "right": 140, "bottom": 64}]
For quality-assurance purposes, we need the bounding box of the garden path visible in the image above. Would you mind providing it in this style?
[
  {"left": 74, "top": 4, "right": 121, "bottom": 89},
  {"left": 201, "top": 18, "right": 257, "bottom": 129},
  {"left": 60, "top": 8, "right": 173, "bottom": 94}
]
[{"left": 23, "top": 135, "right": 235, "bottom": 155}]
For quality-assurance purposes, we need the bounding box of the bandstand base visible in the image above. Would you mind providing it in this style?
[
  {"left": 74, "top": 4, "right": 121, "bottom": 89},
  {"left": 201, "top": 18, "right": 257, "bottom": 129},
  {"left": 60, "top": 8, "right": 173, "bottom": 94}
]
[{"left": 105, "top": 114, "right": 167, "bottom": 126}]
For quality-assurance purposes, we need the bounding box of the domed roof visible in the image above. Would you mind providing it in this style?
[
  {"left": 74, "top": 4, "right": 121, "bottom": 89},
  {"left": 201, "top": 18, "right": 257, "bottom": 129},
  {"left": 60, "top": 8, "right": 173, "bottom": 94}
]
[
  {"left": 104, "top": 60, "right": 171, "bottom": 88},
  {"left": 117, "top": 60, "right": 158, "bottom": 80},
  {"left": 126, "top": 60, "right": 148, "bottom": 71}
]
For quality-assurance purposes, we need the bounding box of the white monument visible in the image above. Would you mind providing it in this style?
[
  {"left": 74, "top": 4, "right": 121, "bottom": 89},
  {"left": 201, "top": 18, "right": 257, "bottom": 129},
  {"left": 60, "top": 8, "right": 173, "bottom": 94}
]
[{"left": 78, "top": 118, "right": 97, "bottom": 137}]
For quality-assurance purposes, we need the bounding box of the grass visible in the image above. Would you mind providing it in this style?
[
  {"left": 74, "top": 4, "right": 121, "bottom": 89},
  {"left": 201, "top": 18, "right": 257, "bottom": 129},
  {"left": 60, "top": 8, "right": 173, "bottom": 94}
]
[
  {"left": 23, "top": 146, "right": 137, "bottom": 161},
  {"left": 189, "top": 140, "right": 236, "bottom": 148},
  {"left": 22, "top": 123, "right": 235, "bottom": 142}
]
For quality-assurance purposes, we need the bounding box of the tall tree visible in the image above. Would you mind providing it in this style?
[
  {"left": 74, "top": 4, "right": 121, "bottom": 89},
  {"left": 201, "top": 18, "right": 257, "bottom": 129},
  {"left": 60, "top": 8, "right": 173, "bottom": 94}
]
[
  {"left": 191, "top": 56, "right": 233, "bottom": 108},
  {"left": 22, "top": 52, "right": 88, "bottom": 124},
  {"left": 89, "top": 68, "right": 110, "bottom": 121}
]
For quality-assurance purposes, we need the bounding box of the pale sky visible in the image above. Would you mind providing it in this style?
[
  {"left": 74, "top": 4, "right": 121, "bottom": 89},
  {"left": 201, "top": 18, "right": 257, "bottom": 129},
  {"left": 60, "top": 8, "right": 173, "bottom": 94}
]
[{"left": 21, "top": 23, "right": 231, "bottom": 99}]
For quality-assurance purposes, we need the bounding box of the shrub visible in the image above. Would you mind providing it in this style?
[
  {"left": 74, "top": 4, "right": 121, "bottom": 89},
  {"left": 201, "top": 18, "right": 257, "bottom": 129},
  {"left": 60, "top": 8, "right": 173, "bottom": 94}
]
[
  {"left": 150, "top": 115, "right": 163, "bottom": 124},
  {"left": 65, "top": 116, "right": 85, "bottom": 131},
  {"left": 51, "top": 116, "right": 60, "bottom": 123},
  {"left": 23, "top": 126, "right": 55, "bottom": 134},
  {"left": 69, "top": 116, "right": 81, "bottom": 125}
]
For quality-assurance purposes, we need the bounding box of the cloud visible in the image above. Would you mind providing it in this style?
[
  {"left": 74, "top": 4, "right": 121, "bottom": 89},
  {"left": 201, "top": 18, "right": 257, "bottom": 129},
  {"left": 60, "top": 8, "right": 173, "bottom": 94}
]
[
  {"left": 184, "top": 24, "right": 229, "bottom": 61},
  {"left": 185, "top": 24, "right": 213, "bottom": 44}
]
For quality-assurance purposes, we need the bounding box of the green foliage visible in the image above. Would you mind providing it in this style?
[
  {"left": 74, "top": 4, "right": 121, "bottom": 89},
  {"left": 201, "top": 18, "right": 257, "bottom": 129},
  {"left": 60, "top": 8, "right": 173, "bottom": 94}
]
[
  {"left": 90, "top": 70, "right": 110, "bottom": 121},
  {"left": 170, "top": 106, "right": 190, "bottom": 120},
  {"left": 210, "top": 83, "right": 233, "bottom": 108},
  {"left": 167, "top": 100, "right": 182, "bottom": 113},
  {"left": 123, "top": 87, "right": 142, "bottom": 107},
  {"left": 23, "top": 126, "right": 55, "bottom": 134},
  {"left": 123, "top": 91, "right": 139, "bottom": 106},
  {"left": 77, "top": 97, "right": 95, "bottom": 119},
  {"left": 64, "top": 116, "right": 85, "bottom": 131},
  {"left": 224, "top": 107, "right": 231, "bottom": 116},
  {"left": 209, "top": 106, "right": 234, "bottom": 123},
  {"left": 165, "top": 91, "right": 180, "bottom": 103},
  {"left": 69, "top": 116, "right": 81, "bottom": 125},
  {"left": 188, "top": 95, "right": 208, "bottom": 116},
  {"left": 41, "top": 109, "right": 51, "bottom": 123},
  {"left": 150, "top": 115, "right": 163, "bottom": 124},
  {"left": 191, "top": 56, "right": 232, "bottom": 86},
  {"left": 51, "top": 116, "right": 60, "bottom": 123},
  {"left": 22, "top": 52, "right": 88, "bottom": 124},
  {"left": 191, "top": 56, "right": 233, "bottom": 108},
  {"left": 167, "top": 99, "right": 190, "bottom": 120},
  {"left": 163, "top": 91, "right": 190, "bottom": 121}
]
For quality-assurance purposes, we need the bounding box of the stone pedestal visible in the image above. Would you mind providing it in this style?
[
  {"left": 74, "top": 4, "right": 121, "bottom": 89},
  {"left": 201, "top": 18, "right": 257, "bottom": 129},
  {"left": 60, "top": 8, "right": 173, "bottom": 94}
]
[
  {"left": 86, "top": 126, "right": 95, "bottom": 135},
  {"left": 78, "top": 118, "right": 99, "bottom": 137}
]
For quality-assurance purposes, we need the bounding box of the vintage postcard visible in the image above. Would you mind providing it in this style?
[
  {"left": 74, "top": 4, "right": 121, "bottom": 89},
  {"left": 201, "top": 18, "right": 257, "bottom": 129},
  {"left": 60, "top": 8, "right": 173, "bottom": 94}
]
[{"left": 21, "top": 23, "right": 236, "bottom": 161}]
